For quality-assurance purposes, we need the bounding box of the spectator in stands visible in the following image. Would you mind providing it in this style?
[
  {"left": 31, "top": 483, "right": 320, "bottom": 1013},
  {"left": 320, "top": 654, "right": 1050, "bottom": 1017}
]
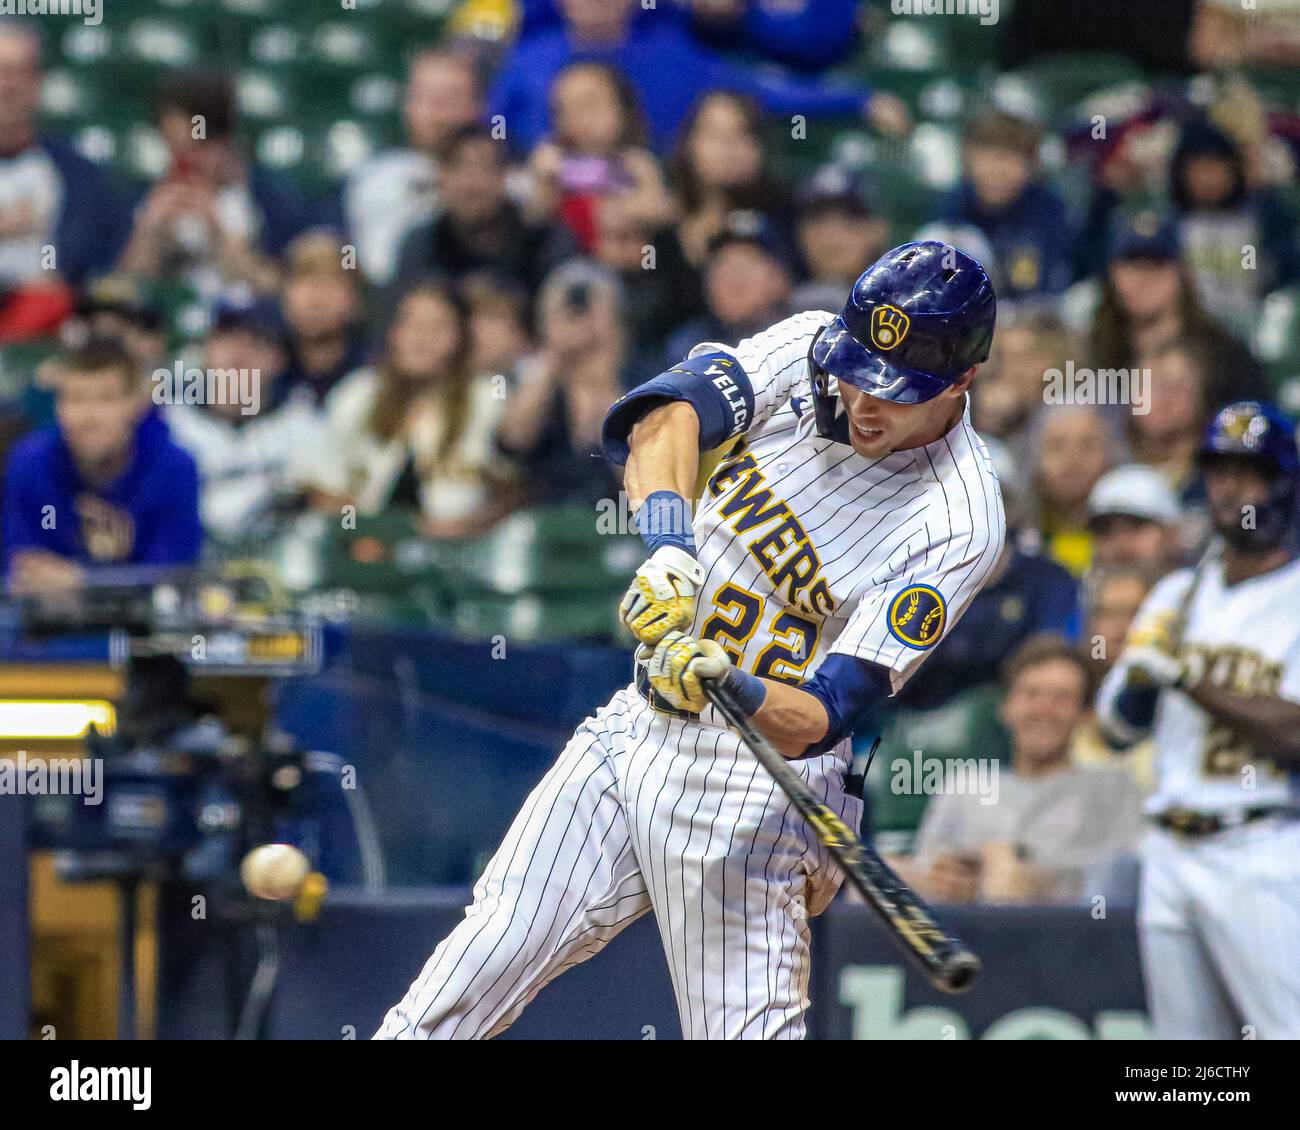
[
  {"left": 464, "top": 275, "right": 534, "bottom": 386},
  {"left": 663, "top": 211, "right": 794, "bottom": 365},
  {"left": 1031, "top": 405, "right": 1121, "bottom": 576},
  {"left": 944, "top": 109, "right": 1074, "bottom": 301},
  {"left": 1086, "top": 212, "right": 1271, "bottom": 411},
  {"left": 3, "top": 338, "right": 201, "bottom": 593},
  {"left": 494, "top": 261, "right": 629, "bottom": 506},
  {"left": 671, "top": 91, "right": 791, "bottom": 267},
  {"left": 1086, "top": 464, "right": 1183, "bottom": 573},
  {"left": 1073, "top": 565, "right": 1157, "bottom": 792},
  {"left": 1084, "top": 566, "right": 1155, "bottom": 677},
  {"left": 791, "top": 165, "right": 889, "bottom": 314},
  {"left": 391, "top": 125, "right": 577, "bottom": 313},
  {"left": 524, "top": 62, "right": 673, "bottom": 254},
  {"left": 68, "top": 275, "right": 167, "bottom": 377},
  {"left": 896, "top": 438, "right": 1080, "bottom": 712},
  {"left": 344, "top": 47, "right": 484, "bottom": 287},
  {"left": 308, "top": 281, "right": 516, "bottom": 538},
  {"left": 1168, "top": 118, "right": 1300, "bottom": 341},
  {"left": 1127, "top": 341, "right": 1211, "bottom": 500},
  {"left": 971, "top": 310, "right": 1074, "bottom": 466},
  {"left": 117, "top": 70, "right": 314, "bottom": 299},
  {"left": 683, "top": 0, "right": 861, "bottom": 71},
  {"left": 0, "top": 24, "right": 127, "bottom": 340},
  {"left": 275, "top": 231, "right": 368, "bottom": 410},
  {"left": 592, "top": 194, "right": 701, "bottom": 360},
  {"left": 489, "top": 0, "right": 907, "bottom": 156},
  {"left": 515, "top": 0, "right": 861, "bottom": 71},
  {"left": 164, "top": 296, "right": 323, "bottom": 547},
  {"left": 906, "top": 635, "right": 1142, "bottom": 905},
  {"left": 1190, "top": 0, "right": 1300, "bottom": 68}
]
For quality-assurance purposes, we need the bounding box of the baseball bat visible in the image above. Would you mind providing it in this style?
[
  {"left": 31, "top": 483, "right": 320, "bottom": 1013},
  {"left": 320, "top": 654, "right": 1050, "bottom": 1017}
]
[
  {"left": 1168, "top": 538, "right": 1220, "bottom": 654},
  {"left": 701, "top": 677, "right": 981, "bottom": 994}
]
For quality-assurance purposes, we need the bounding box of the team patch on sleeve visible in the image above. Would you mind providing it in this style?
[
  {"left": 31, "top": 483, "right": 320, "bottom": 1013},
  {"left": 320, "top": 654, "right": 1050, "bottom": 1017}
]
[{"left": 887, "top": 584, "right": 946, "bottom": 650}]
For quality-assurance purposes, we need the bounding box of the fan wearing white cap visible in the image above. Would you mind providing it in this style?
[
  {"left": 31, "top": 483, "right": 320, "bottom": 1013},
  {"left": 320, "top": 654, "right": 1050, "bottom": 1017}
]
[{"left": 1086, "top": 464, "right": 1183, "bottom": 574}]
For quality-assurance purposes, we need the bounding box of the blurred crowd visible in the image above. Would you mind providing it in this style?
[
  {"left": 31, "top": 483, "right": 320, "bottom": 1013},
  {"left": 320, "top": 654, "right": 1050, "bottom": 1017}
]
[{"left": 0, "top": 0, "right": 1298, "bottom": 903}]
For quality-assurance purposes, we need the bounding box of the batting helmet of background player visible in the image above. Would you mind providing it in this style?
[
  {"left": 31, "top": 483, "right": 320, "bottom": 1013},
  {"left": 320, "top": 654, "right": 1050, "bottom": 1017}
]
[
  {"left": 1198, "top": 400, "right": 1300, "bottom": 550},
  {"left": 809, "top": 240, "right": 996, "bottom": 440}
]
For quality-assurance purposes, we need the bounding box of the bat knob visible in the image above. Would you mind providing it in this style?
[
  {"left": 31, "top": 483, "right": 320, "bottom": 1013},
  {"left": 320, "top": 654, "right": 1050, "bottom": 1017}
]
[{"left": 937, "top": 950, "right": 981, "bottom": 994}]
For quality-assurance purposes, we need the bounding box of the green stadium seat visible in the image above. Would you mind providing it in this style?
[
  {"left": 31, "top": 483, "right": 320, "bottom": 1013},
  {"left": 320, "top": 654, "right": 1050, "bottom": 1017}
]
[
  {"left": 449, "top": 593, "right": 620, "bottom": 643},
  {"left": 452, "top": 506, "right": 642, "bottom": 600},
  {"left": 317, "top": 505, "right": 642, "bottom": 637},
  {"left": 1256, "top": 286, "right": 1300, "bottom": 414},
  {"left": 236, "top": 70, "right": 298, "bottom": 123},
  {"left": 1009, "top": 53, "right": 1150, "bottom": 127},
  {"left": 872, "top": 20, "right": 949, "bottom": 73},
  {"left": 120, "top": 18, "right": 208, "bottom": 67},
  {"left": 0, "top": 340, "right": 61, "bottom": 407},
  {"left": 323, "top": 508, "right": 452, "bottom": 581},
  {"left": 858, "top": 685, "right": 1011, "bottom": 854}
]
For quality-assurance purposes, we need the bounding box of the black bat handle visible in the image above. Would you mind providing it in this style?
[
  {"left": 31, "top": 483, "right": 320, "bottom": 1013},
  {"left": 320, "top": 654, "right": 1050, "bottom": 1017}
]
[{"left": 702, "top": 676, "right": 980, "bottom": 994}]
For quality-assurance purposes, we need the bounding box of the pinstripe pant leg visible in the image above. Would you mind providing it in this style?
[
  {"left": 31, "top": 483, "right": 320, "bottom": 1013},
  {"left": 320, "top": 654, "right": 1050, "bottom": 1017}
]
[
  {"left": 374, "top": 715, "right": 650, "bottom": 1040},
  {"left": 626, "top": 731, "right": 860, "bottom": 1041}
]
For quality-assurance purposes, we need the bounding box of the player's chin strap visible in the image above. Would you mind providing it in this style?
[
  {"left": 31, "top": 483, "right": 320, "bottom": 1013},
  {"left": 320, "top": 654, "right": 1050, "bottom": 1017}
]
[{"left": 808, "top": 324, "right": 851, "bottom": 445}]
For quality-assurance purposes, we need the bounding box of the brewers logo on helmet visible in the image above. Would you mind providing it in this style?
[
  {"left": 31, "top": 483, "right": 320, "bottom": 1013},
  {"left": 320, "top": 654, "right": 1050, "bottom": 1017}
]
[
  {"left": 1198, "top": 400, "right": 1299, "bottom": 549},
  {"left": 810, "top": 241, "right": 996, "bottom": 441},
  {"left": 869, "top": 305, "right": 911, "bottom": 351}
]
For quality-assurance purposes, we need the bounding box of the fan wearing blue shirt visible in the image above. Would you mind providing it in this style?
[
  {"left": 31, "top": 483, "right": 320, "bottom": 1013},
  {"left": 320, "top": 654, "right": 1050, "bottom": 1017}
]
[
  {"left": 3, "top": 338, "right": 202, "bottom": 594},
  {"left": 491, "top": 0, "right": 908, "bottom": 156}
]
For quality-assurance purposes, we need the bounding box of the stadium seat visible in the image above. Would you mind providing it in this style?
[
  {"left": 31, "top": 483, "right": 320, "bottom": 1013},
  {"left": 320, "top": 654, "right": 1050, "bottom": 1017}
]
[
  {"left": 1256, "top": 286, "right": 1300, "bottom": 414},
  {"left": 450, "top": 593, "right": 621, "bottom": 644},
  {"left": 318, "top": 505, "right": 640, "bottom": 639},
  {"left": 1007, "top": 53, "right": 1150, "bottom": 127},
  {"left": 858, "top": 685, "right": 1012, "bottom": 854},
  {"left": 452, "top": 506, "right": 642, "bottom": 600},
  {"left": 320, "top": 509, "right": 458, "bottom": 604}
]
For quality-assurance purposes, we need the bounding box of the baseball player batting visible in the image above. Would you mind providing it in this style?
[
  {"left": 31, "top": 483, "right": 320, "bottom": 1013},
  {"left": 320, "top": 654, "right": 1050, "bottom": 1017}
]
[
  {"left": 1098, "top": 401, "right": 1300, "bottom": 1039},
  {"left": 375, "top": 241, "right": 1005, "bottom": 1040}
]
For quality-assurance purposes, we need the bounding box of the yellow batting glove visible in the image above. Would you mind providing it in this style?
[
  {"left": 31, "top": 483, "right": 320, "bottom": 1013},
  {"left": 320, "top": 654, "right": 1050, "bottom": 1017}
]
[
  {"left": 1126, "top": 609, "right": 1177, "bottom": 655},
  {"left": 619, "top": 546, "right": 706, "bottom": 646},
  {"left": 647, "top": 631, "right": 730, "bottom": 714}
]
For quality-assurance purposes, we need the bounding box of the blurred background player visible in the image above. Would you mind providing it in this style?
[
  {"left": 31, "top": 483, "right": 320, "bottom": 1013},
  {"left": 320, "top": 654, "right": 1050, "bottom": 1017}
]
[{"left": 1099, "top": 401, "right": 1300, "bottom": 1039}]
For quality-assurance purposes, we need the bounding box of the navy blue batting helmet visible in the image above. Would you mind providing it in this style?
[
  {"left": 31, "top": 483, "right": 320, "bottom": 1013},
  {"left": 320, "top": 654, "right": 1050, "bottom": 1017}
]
[
  {"left": 1198, "top": 400, "right": 1299, "bottom": 548},
  {"left": 809, "top": 241, "right": 995, "bottom": 438}
]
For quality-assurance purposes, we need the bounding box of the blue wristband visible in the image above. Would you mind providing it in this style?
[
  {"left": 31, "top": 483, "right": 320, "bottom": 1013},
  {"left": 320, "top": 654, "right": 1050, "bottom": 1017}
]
[
  {"left": 635, "top": 490, "right": 697, "bottom": 555},
  {"left": 721, "top": 667, "right": 768, "bottom": 718}
]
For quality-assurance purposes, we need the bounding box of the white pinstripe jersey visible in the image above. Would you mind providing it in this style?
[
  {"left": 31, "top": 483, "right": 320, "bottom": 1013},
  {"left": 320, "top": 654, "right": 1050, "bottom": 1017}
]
[
  {"left": 685, "top": 311, "right": 1007, "bottom": 696},
  {"left": 1098, "top": 557, "right": 1300, "bottom": 813}
]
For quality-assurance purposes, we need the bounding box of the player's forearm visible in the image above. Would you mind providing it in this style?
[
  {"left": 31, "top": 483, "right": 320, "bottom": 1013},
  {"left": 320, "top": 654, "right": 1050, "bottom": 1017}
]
[
  {"left": 1184, "top": 686, "right": 1300, "bottom": 764},
  {"left": 752, "top": 681, "right": 830, "bottom": 759},
  {"left": 623, "top": 401, "right": 701, "bottom": 511}
]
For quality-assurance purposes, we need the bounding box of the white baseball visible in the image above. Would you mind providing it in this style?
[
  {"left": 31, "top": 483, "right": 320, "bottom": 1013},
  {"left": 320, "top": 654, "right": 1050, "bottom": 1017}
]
[{"left": 240, "top": 843, "right": 311, "bottom": 901}]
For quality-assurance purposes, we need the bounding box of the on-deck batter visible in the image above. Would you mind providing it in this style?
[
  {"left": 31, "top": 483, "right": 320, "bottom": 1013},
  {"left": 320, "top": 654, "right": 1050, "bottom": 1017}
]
[
  {"left": 1098, "top": 401, "right": 1300, "bottom": 1040},
  {"left": 376, "top": 241, "right": 1005, "bottom": 1040}
]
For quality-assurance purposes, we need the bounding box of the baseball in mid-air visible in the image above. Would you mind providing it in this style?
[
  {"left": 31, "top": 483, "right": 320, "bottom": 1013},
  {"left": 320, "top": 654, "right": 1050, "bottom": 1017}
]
[{"left": 240, "top": 843, "right": 311, "bottom": 901}]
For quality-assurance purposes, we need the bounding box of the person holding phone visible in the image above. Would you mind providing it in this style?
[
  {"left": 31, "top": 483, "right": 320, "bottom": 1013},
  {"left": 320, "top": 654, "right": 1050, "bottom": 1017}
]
[{"left": 494, "top": 261, "right": 634, "bottom": 505}]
